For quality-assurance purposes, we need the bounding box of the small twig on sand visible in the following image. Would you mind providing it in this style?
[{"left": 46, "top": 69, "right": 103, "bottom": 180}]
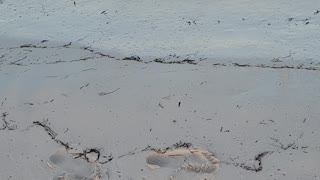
[
  {"left": 98, "top": 88, "right": 120, "bottom": 96},
  {"left": 1, "top": 98, "right": 6, "bottom": 108},
  {"left": 33, "top": 119, "right": 57, "bottom": 139},
  {"left": 1, "top": 112, "right": 17, "bottom": 130},
  {"left": 32, "top": 119, "right": 109, "bottom": 163},
  {"left": 224, "top": 151, "right": 272, "bottom": 172},
  {"left": 80, "top": 83, "right": 90, "bottom": 90},
  {"left": 72, "top": 148, "right": 100, "bottom": 163},
  {"left": 158, "top": 102, "right": 164, "bottom": 108}
]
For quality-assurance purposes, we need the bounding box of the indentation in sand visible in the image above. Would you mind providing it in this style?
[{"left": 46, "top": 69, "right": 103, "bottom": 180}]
[
  {"left": 48, "top": 148, "right": 101, "bottom": 180},
  {"left": 146, "top": 148, "right": 220, "bottom": 179}
]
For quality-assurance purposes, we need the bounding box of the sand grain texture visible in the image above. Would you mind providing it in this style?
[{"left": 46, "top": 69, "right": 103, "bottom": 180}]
[{"left": 1, "top": 0, "right": 320, "bottom": 179}]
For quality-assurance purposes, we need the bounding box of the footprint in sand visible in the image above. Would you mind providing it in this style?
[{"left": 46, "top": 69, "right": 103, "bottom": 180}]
[
  {"left": 47, "top": 148, "right": 102, "bottom": 180},
  {"left": 146, "top": 148, "right": 220, "bottom": 179}
]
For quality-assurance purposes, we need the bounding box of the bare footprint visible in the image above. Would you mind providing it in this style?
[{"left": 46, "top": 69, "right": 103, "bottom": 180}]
[
  {"left": 48, "top": 148, "right": 101, "bottom": 180},
  {"left": 146, "top": 148, "right": 220, "bottom": 179}
]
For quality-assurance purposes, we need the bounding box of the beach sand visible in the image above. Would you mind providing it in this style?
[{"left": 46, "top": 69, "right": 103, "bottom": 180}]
[{"left": 1, "top": 0, "right": 320, "bottom": 179}]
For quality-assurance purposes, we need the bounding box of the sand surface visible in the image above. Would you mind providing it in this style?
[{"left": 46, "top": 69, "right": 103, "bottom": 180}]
[{"left": 1, "top": 0, "right": 320, "bottom": 179}]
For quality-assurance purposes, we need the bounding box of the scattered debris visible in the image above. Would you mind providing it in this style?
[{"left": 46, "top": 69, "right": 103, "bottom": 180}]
[
  {"left": 154, "top": 58, "right": 197, "bottom": 65},
  {"left": 186, "top": 20, "right": 196, "bottom": 25},
  {"left": 80, "top": 83, "right": 90, "bottom": 90},
  {"left": 95, "top": 52, "right": 115, "bottom": 59},
  {"left": 122, "top": 56, "right": 142, "bottom": 62},
  {"left": 64, "top": 128, "right": 69, "bottom": 133},
  {"left": 43, "top": 99, "right": 54, "bottom": 104},
  {"left": 100, "top": 154, "right": 114, "bottom": 164},
  {"left": 226, "top": 151, "right": 272, "bottom": 172},
  {"left": 173, "top": 141, "right": 192, "bottom": 149},
  {"left": 302, "top": 17, "right": 311, "bottom": 25},
  {"left": 270, "top": 138, "right": 297, "bottom": 150},
  {"left": 271, "top": 57, "right": 282, "bottom": 63},
  {"left": 98, "top": 88, "right": 120, "bottom": 96},
  {"left": 82, "top": 46, "right": 94, "bottom": 52},
  {"left": 6, "top": 43, "right": 202, "bottom": 66},
  {"left": 32, "top": 119, "right": 109, "bottom": 164},
  {"left": 213, "top": 62, "right": 320, "bottom": 71},
  {"left": 73, "top": 148, "right": 101, "bottom": 163},
  {"left": 212, "top": 63, "right": 227, "bottom": 66},
  {"left": 8, "top": 43, "right": 320, "bottom": 72},
  {"left": 0, "top": 98, "right": 6, "bottom": 107},
  {"left": 1, "top": 112, "right": 17, "bottom": 130},
  {"left": 142, "top": 141, "right": 192, "bottom": 154},
  {"left": 33, "top": 119, "right": 58, "bottom": 139},
  {"left": 63, "top": 42, "right": 72, "bottom": 48},
  {"left": 233, "top": 63, "right": 250, "bottom": 67},
  {"left": 158, "top": 102, "right": 164, "bottom": 108},
  {"left": 259, "top": 120, "right": 267, "bottom": 125},
  {"left": 45, "top": 60, "right": 67, "bottom": 64},
  {"left": 69, "top": 56, "right": 97, "bottom": 62},
  {"left": 81, "top": 68, "right": 96, "bottom": 72},
  {"left": 19, "top": 44, "right": 47, "bottom": 49}
]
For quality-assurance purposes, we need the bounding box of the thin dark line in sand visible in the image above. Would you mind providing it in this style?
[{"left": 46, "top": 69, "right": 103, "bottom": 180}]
[
  {"left": 213, "top": 63, "right": 320, "bottom": 71},
  {"left": 1, "top": 112, "right": 17, "bottom": 130},
  {"left": 98, "top": 88, "right": 120, "bottom": 96},
  {"left": 80, "top": 83, "right": 90, "bottom": 90},
  {"left": 81, "top": 68, "right": 97, "bottom": 72},
  {"left": 222, "top": 151, "right": 272, "bottom": 172},
  {"left": 6, "top": 42, "right": 320, "bottom": 72},
  {"left": 32, "top": 119, "right": 104, "bottom": 163},
  {"left": 154, "top": 58, "right": 197, "bottom": 65},
  {"left": 0, "top": 98, "right": 6, "bottom": 108}
]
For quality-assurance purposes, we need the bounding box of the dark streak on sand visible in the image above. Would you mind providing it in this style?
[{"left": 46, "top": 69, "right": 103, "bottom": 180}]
[
  {"left": 225, "top": 151, "right": 272, "bottom": 172},
  {"left": 142, "top": 141, "right": 192, "bottom": 154},
  {"left": 122, "top": 56, "right": 142, "bottom": 62},
  {"left": 80, "top": 83, "right": 90, "bottom": 90},
  {"left": 1, "top": 112, "right": 17, "bottom": 130},
  {"left": 32, "top": 119, "right": 106, "bottom": 163},
  {"left": 99, "top": 88, "right": 120, "bottom": 96},
  {"left": 154, "top": 58, "right": 197, "bottom": 65},
  {"left": 6, "top": 42, "right": 320, "bottom": 72},
  {"left": 213, "top": 62, "right": 320, "bottom": 71}
]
